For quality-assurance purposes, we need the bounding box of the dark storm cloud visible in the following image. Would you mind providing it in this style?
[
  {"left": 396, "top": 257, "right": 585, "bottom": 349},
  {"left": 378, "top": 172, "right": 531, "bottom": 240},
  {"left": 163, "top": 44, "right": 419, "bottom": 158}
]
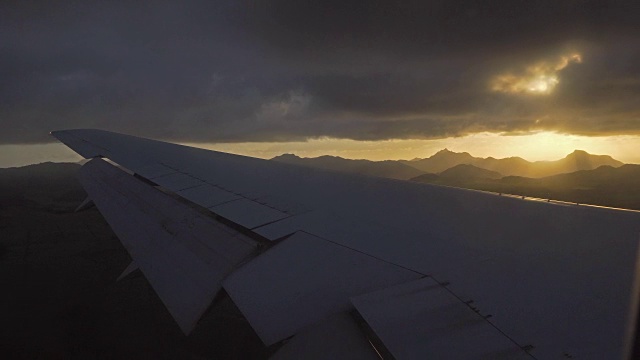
[{"left": 2, "top": 0, "right": 640, "bottom": 144}]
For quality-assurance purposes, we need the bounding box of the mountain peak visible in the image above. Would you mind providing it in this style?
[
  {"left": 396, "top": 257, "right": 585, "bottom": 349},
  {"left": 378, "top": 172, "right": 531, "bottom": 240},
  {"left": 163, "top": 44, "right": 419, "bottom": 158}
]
[
  {"left": 568, "top": 149, "right": 589, "bottom": 157},
  {"left": 432, "top": 148, "right": 472, "bottom": 157},
  {"left": 317, "top": 155, "right": 344, "bottom": 160},
  {"left": 271, "top": 153, "right": 300, "bottom": 160},
  {"left": 557, "top": 149, "right": 623, "bottom": 172},
  {"left": 564, "top": 149, "right": 619, "bottom": 162}
]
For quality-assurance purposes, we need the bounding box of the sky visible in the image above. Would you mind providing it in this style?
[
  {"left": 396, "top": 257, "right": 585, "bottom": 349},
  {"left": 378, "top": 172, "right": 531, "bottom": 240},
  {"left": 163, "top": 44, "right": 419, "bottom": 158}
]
[{"left": 2, "top": 1, "right": 640, "bottom": 167}]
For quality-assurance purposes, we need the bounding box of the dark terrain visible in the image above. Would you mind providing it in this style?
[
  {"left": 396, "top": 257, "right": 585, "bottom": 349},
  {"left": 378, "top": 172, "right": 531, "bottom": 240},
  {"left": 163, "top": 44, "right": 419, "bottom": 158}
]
[
  {"left": 410, "top": 164, "right": 640, "bottom": 211},
  {"left": 0, "top": 163, "right": 265, "bottom": 359},
  {"left": 272, "top": 153, "right": 425, "bottom": 180},
  {"left": 273, "top": 149, "right": 624, "bottom": 179},
  {"left": 273, "top": 150, "right": 640, "bottom": 211}
]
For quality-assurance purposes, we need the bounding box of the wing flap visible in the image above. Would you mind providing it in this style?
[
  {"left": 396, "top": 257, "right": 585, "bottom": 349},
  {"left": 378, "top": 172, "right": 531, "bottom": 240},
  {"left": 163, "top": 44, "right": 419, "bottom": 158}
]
[
  {"left": 177, "top": 184, "right": 241, "bottom": 208},
  {"left": 135, "top": 163, "right": 176, "bottom": 179},
  {"left": 352, "top": 277, "right": 532, "bottom": 359},
  {"left": 270, "top": 312, "right": 380, "bottom": 360},
  {"left": 210, "top": 198, "right": 290, "bottom": 229},
  {"left": 153, "top": 172, "right": 205, "bottom": 191},
  {"left": 223, "top": 231, "right": 422, "bottom": 345},
  {"left": 78, "top": 158, "right": 258, "bottom": 333}
]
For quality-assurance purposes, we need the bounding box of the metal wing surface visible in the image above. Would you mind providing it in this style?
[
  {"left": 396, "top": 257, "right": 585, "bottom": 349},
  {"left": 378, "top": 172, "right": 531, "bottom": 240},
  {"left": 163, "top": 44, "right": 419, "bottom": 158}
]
[{"left": 52, "top": 129, "right": 640, "bottom": 359}]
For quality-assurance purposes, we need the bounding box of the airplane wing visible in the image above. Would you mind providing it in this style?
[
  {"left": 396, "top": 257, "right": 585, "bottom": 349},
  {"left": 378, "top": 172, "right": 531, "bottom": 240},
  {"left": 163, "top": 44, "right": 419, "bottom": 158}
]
[{"left": 52, "top": 129, "right": 640, "bottom": 359}]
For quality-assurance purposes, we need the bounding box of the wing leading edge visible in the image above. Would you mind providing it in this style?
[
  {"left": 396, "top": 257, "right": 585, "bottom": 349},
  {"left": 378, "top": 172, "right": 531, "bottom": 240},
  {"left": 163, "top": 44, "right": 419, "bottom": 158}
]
[{"left": 53, "top": 129, "right": 640, "bottom": 359}]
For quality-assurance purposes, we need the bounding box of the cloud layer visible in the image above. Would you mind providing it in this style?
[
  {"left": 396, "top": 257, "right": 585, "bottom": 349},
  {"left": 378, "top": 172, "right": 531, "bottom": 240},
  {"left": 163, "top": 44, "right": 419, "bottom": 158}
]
[{"left": 2, "top": 0, "right": 640, "bottom": 144}]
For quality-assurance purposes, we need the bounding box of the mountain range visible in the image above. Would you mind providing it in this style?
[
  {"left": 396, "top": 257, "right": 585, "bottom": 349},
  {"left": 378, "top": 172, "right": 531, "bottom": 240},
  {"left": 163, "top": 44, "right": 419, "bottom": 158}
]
[
  {"left": 273, "top": 149, "right": 624, "bottom": 180},
  {"left": 411, "top": 164, "right": 502, "bottom": 185},
  {"left": 272, "top": 153, "right": 426, "bottom": 180},
  {"left": 402, "top": 149, "right": 623, "bottom": 177},
  {"left": 272, "top": 150, "right": 639, "bottom": 210}
]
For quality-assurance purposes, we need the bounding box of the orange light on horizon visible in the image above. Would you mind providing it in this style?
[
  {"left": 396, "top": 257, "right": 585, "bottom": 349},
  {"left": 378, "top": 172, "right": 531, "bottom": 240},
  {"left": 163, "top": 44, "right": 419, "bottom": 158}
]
[
  {"left": 184, "top": 131, "right": 640, "bottom": 164},
  {"left": 3, "top": 130, "right": 640, "bottom": 169}
]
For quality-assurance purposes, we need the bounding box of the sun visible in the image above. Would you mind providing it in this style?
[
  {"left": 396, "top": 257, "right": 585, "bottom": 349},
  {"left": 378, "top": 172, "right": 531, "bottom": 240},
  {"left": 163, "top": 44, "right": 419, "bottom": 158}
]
[
  {"left": 527, "top": 75, "right": 559, "bottom": 94},
  {"left": 491, "top": 53, "right": 581, "bottom": 95}
]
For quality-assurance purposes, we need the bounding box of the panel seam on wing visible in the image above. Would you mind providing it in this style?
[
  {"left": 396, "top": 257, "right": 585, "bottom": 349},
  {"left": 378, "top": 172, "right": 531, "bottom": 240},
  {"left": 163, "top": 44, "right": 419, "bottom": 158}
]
[{"left": 296, "top": 229, "right": 539, "bottom": 358}]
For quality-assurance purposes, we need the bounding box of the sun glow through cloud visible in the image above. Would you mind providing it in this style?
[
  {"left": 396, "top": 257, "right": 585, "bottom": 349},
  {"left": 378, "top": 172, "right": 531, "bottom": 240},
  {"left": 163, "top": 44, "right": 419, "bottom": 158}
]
[{"left": 491, "top": 53, "right": 582, "bottom": 95}]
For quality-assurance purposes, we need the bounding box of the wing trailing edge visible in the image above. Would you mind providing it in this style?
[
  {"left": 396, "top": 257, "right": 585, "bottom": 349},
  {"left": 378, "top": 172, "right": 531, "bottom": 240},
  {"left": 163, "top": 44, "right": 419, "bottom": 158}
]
[{"left": 78, "top": 158, "right": 258, "bottom": 334}]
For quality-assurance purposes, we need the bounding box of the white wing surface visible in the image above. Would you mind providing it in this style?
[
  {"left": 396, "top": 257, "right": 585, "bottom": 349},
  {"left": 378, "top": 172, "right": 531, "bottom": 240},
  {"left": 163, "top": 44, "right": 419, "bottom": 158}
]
[{"left": 53, "top": 129, "right": 640, "bottom": 359}]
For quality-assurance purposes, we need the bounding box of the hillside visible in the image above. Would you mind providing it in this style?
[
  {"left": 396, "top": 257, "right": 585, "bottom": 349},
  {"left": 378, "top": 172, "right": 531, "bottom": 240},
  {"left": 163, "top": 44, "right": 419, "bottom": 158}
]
[
  {"left": 271, "top": 153, "right": 426, "bottom": 180},
  {"left": 411, "top": 164, "right": 640, "bottom": 211},
  {"left": 0, "top": 162, "right": 85, "bottom": 210},
  {"left": 412, "top": 164, "right": 503, "bottom": 186},
  {"left": 403, "top": 149, "right": 623, "bottom": 177},
  {"left": 439, "top": 164, "right": 502, "bottom": 181},
  {"left": 273, "top": 149, "right": 624, "bottom": 179}
]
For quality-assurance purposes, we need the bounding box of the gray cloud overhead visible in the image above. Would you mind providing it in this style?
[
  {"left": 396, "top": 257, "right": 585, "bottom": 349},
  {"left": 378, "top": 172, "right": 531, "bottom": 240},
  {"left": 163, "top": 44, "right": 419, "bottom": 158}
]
[{"left": 2, "top": 0, "right": 640, "bottom": 144}]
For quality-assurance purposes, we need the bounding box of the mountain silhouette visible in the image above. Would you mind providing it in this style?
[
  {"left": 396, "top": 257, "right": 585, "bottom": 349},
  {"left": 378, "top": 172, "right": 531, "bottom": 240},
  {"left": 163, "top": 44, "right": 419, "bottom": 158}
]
[
  {"left": 271, "top": 153, "right": 425, "bottom": 180},
  {"left": 440, "top": 164, "right": 503, "bottom": 180},
  {"left": 273, "top": 149, "right": 624, "bottom": 179},
  {"left": 403, "top": 149, "right": 623, "bottom": 177},
  {"left": 411, "top": 164, "right": 503, "bottom": 186},
  {"left": 270, "top": 149, "right": 638, "bottom": 210},
  {"left": 403, "top": 149, "right": 476, "bottom": 173}
]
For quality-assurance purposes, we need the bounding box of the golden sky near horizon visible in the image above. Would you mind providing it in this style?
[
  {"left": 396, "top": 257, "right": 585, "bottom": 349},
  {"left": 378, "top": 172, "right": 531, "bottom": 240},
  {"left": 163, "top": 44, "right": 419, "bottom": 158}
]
[
  {"left": 3, "top": 131, "right": 639, "bottom": 168},
  {"left": 190, "top": 132, "right": 640, "bottom": 163}
]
